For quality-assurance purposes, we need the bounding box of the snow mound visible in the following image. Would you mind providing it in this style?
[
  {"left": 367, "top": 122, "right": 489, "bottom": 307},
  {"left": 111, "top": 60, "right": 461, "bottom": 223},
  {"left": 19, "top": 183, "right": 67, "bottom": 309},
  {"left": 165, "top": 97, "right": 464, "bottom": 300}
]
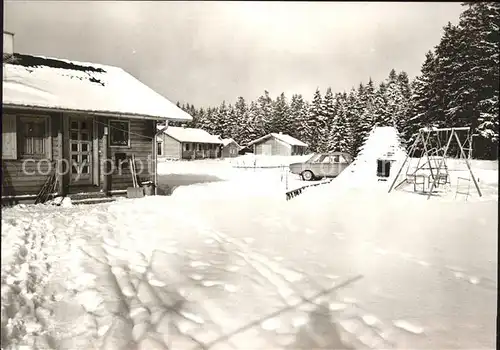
[
  {"left": 339, "top": 126, "right": 407, "bottom": 189},
  {"left": 290, "top": 127, "right": 407, "bottom": 203}
]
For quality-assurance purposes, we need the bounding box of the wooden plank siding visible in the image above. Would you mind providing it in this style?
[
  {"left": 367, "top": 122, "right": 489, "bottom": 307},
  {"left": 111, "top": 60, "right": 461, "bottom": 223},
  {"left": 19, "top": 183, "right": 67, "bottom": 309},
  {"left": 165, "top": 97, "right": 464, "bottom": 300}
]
[
  {"left": 98, "top": 117, "right": 155, "bottom": 191},
  {"left": 254, "top": 137, "right": 291, "bottom": 156},
  {"left": 2, "top": 108, "right": 62, "bottom": 197},
  {"left": 158, "top": 134, "right": 182, "bottom": 159},
  {"left": 2, "top": 107, "right": 156, "bottom": 202},
  {"left": 222, "top": 143, "right": 239, "bottom": 158}
]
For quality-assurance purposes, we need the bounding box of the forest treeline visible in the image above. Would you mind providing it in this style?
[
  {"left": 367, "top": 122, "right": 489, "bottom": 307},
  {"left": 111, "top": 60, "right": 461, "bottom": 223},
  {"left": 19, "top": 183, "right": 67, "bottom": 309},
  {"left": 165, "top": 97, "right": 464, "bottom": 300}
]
[{"left": 170, "top": 3, "right": 498, "bottom": 160}]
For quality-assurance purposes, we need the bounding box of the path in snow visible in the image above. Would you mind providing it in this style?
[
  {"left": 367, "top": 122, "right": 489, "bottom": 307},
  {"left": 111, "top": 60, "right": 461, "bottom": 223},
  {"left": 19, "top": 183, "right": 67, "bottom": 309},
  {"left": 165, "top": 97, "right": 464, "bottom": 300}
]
[
  {"left": 2, "top": 199, "right": 370, "bottom": 349},
  {"left": 1, "top": 161, "right": 497, "bottom": 350}
]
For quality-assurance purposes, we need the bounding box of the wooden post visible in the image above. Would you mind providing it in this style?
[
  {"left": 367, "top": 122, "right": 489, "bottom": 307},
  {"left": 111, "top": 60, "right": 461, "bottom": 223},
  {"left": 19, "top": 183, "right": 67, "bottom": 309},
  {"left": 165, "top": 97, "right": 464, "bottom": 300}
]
[
  {"left": 427, "top": 129, "right": 454, "bottom": 200},
  {"left": 62, "top": 114, "right": 70, "bottom": 194},
  {"left": 454, "top": 131, "right": 482, "bottom": 197},
  {"left": 57, "top": 114, "right": 64, "bottom": 196},
  {"left": 103, "top": 126, "right": 110, "bottom": 195},
  {"left": 388, "top": 131, "right": 421, "bottom": 193}
]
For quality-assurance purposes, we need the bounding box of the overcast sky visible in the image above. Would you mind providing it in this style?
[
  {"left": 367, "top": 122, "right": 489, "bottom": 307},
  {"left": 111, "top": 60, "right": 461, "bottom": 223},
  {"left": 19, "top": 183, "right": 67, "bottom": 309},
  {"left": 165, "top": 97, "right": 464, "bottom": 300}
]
[{"left": 4, "top": 1, "right": 464, "bottom": 107}]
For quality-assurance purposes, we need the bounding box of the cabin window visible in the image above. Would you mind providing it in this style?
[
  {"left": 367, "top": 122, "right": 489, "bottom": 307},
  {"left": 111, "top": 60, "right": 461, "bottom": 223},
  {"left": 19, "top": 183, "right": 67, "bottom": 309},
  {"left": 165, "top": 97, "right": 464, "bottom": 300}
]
[
  {"left": 184, "top": 143, "right": 190, "bottom": 151},
  {"left": 197, "top": 144, "right": 202, "bottom": 151},
  {"left": 157, "top": 142, "right": 163, "bottom": 156},
  {"left": 109, "top": 120, "right": 130, "bottom": 147},
  {"left": 18, "top": 116, "right": 51, "bottom": 159}
]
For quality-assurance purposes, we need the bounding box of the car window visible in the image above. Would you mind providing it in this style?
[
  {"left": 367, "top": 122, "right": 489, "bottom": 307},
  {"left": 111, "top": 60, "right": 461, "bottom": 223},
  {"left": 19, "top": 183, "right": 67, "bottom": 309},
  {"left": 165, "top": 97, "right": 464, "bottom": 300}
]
[
  {"left": 306, "top": 154, "right": 321, "bottom": 163},
  {"left": 332, "top": 155, "right": 340, "bottom": 163},
  {"left": 315, "top": 154, "right": 327, "bottom": 163},
  {"left": 339, "top": 155, "right": 348, "bottom": 163},
  {"left": 321, "top": 156, "right": 332, "bottom": 163}
]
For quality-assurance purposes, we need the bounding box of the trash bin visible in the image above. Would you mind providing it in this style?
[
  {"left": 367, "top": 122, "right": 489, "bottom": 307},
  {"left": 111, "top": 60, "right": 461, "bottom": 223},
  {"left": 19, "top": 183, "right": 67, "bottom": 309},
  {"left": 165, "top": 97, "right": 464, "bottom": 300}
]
[
  {"left": 142, "top": 181, "right": 155, "bottom": 196},
  {"left": 376, "top": 159, "right": 391, "bottom": 178}
]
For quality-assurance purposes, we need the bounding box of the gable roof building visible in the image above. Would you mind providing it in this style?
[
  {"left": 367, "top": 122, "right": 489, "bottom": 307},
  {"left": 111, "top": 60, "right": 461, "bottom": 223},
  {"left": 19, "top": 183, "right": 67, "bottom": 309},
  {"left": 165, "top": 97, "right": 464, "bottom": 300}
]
[
  {"left": 246, "top": 132, "right": 308, "bottom": 156},
  {"left": 220, "top": 138, "right": 240, "bottom": 158},
  {"left": 157, "top": 126, "right": 223, "bottom": 159},
  {"left": 2, "top": 39, "right": 192, "bottom": 204}
]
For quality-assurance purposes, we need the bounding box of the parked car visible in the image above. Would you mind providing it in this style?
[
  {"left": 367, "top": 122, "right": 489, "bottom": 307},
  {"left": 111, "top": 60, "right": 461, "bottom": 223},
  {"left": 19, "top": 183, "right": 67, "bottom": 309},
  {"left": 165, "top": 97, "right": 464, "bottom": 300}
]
[{"left": 289, "top": 152, "right": 353, "bottom": 181}]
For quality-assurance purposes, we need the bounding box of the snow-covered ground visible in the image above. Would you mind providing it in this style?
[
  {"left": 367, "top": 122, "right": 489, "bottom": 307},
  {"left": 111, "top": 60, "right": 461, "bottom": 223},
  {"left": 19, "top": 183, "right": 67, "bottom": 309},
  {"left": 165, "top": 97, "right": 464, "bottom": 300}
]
[
  {"left": 2, "top": 130, "right": 498, "bottom": 349},
  {"left": 158, "top": 154, "right": 326, "bottom": 197}
]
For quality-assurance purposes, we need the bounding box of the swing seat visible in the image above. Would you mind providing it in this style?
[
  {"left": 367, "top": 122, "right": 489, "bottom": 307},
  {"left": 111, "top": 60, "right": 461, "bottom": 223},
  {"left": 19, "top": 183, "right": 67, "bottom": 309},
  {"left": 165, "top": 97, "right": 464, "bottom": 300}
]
[{"left": 406, "top": 173, "right": 426, "bottom": 192}]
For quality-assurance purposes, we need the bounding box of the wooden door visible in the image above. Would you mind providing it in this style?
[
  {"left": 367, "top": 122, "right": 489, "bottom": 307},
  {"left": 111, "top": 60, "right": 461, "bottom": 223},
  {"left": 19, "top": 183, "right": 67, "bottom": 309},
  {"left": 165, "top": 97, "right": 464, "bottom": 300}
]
[{"left": 69, "top": 117, "right": 93, "bottom": 184}]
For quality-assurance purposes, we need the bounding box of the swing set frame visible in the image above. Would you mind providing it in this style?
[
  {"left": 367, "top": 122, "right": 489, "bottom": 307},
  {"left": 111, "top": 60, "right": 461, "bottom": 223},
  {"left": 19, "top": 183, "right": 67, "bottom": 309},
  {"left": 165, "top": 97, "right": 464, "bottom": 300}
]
[{"left": 388, "top": 126, "right": 482, "bottom": 200}]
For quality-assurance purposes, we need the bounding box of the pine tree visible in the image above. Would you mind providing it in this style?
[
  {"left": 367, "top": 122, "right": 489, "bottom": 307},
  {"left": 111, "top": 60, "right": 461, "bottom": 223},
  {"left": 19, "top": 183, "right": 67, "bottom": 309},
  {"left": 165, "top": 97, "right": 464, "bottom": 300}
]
[
  {"left": 322, "top": 88, "right": 336, "bottom": 151},
  {"left": 385, "top": 69, "right": 406, "bottom": 128},
  {"left": 212, "top": 101, "right": 229, "bottom": 137},
  {"left": 257, "top": 90, "right": 274, "bottom": 135},
  {"left": 225, "top": 103, "right": 237, "bottom": 139},
  {"left": 345, "top": 89, "right": 359, "bottom": 155},
  {"left": 239, "top": 101, "right": 263, "bottom": 146},
  {"left": 289, "top": 94, "right": 310, "bottom": 145},
  {"left": 308, "top": 88, "right": 326, "bottom": 152},
  {"left": 372, "top": 82, "right": 390, "bottom": 127},
  {"left": 447, "top": 2, "right": 500, "bottom": 158},
  {"left": 355, "top": 79, "right": 376, "bottom": 154},
  {"left": 202, "top": 107, "right": 218, "bottom": 135},
  {"left": 233, "top": 96, "right": 248, "bottom": 143},
  {"left": 434, "top": 22, "right": 463, "bottom": 128},
  {"left": 196, "top": 107, "right": 208, "bottom": 130},
  {"left": 328, "top": 93, "right": 352, "bottom": 153},
  {"left": 271, "top": 92, "right": 290, "bottom": 134},
  {"left": 405, "top": 51, "right": 439, "bottom": 153},
  {"left": 396, "top": 71, "right": 412, "bottom": 132}
]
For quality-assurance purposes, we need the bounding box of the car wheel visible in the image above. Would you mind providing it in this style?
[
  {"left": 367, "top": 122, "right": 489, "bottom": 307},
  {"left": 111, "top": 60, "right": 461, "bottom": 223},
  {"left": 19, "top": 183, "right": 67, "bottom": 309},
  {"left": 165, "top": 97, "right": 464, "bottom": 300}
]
[{"left": 302, "top": 170, "right": 314, "bottom": 181}]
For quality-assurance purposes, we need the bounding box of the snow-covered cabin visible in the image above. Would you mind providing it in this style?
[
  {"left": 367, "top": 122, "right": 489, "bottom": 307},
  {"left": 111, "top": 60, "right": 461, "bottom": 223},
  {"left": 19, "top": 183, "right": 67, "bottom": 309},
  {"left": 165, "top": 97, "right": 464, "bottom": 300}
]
[
  {"left": 221, "top": 138, "right": 240, "bottom": 158},
  {"left": 2, "top": 41, "right": 192, "bottom": 205},
  {"left": 246, "top": 132, "right": 308, "bottom": 156},
  {"left": 157, "top": 126, "right": 223, "bottom": 160}
]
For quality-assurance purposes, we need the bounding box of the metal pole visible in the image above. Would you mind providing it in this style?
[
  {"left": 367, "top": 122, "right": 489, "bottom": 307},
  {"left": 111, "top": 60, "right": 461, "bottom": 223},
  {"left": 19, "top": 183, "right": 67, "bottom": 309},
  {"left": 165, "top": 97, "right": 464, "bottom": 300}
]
[
  {"left": 421, "top": 130, "right": 436, "bottom": 182},
  {"left": 427, "top": 129, "right": 454, "bottom": 200},
  {"left": 419, "top": 126, "right": 470, "bottom": 132},
  {"left": 469, "top": 133, "right": 473, "bottom": 160},
  {"left": 388, "top": 131, "right": 420, "bottom": 193},
  {"left": 454, "top": 131, "right": 482, "bottom": 197}
]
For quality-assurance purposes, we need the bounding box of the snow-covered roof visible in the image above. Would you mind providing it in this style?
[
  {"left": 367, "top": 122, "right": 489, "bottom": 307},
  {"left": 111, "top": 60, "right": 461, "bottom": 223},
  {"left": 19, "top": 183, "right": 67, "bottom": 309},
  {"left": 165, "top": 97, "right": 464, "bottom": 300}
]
[
  {"left": 247, "top": 133, "right": 308, "bottom": 147},
  {"left": 162, "top": 126, "right": 223, "bottom": 144},
  {"left": 2, "top": 53, "right": 193, "bottom": 121},
  {"left": 221, "top": 138, "right": 239, "bottom": 147}
]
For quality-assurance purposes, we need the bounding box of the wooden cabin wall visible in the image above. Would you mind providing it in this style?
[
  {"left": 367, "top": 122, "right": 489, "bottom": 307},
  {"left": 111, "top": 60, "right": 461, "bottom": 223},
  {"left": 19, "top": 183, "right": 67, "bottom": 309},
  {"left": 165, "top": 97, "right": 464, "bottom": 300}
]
[
  {"left": 2, "top": 108, "right": 62, "bottom": 199},
  {"left": 99, "top": 117, "right": 155, "bottom": 191}
]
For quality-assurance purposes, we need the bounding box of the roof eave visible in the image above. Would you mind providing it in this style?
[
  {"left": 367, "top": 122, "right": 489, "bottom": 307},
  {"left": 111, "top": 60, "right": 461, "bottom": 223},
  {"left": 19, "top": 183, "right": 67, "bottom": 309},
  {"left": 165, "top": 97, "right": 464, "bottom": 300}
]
[
  {"left": 2, "top": 103, "right": 192, "bottom": 122},
  {"left": 163, "top": 134, "right": 222, "bottom": 144},
  {"left": 247, "top": 134, "right": 271, "bottom": 147}
]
